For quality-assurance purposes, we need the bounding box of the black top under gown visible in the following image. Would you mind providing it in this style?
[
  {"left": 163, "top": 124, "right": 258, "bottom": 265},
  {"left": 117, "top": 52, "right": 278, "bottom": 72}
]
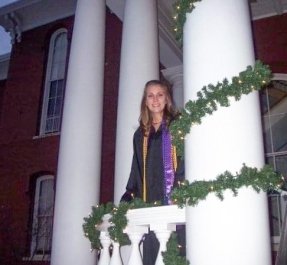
[{"left": 121, "top": 124, "right": 184, "bottom": 204}]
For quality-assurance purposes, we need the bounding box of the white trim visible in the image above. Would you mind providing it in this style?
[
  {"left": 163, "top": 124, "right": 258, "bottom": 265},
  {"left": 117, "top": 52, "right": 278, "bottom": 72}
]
[
  {"left": 0, "top": 0, "right": 77, "bottom": 32},
  {"left": 269, "top": 193, "right": 287, "bottom": 245},
  {"left": 0, "top": 52, "right": 10, "bottom": 80},
  {"left": 33, "top": 131, "right": 60, "bottom": 139},
  {"left": 22, "top": 254, "right": 50, "bottom": 261},
  {"left": 272, "top": 73, "right": 287, "bottom": 81},
  {"left": 0, "top": 52, "right": 11, "bottom": 62}
]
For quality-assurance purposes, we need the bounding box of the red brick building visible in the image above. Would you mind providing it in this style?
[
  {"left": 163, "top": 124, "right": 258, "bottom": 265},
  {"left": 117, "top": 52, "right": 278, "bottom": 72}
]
[{"left": 0, "top": 1, "right": 286, "bottom": 265}]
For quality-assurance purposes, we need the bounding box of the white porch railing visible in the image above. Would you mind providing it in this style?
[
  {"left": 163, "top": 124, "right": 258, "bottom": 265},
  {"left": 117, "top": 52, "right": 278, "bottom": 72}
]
[{"left": 97, "top": 205, "right": 186, "bottom": 265}]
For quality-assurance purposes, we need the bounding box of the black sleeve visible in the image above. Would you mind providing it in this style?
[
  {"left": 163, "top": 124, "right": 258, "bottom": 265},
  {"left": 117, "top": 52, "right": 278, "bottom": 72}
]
[{"left": 120, "top": 130, "right": 143, "bottom": 202}]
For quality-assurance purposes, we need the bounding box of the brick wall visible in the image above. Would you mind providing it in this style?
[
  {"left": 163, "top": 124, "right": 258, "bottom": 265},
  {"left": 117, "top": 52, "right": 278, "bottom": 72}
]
[
  {"left": 0, "top": 9, "right": 122, "bottom": 264},
  {"left": 252, "top": 13, "right": 287, "bottom": 73}
]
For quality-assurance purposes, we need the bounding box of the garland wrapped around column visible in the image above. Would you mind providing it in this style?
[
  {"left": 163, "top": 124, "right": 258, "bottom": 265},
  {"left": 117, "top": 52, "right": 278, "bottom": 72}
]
[
  {"left": 173, "top": 0, "right": 202, "bottom": 44},
  {"left": 172, "top": 164, "right": 284, "bottom": 207},
  {"left": 169, "top": 60, "right": 272, "bottom": 156}
]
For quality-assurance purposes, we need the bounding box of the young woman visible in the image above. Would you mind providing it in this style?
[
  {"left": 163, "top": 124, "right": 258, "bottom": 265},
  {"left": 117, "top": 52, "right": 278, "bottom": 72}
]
[
  {"left": 121, "top": 79, "right": 184, "bottom": 204},
  {"left": 121, "top": 79, "right": 185, "bottom": 265}
]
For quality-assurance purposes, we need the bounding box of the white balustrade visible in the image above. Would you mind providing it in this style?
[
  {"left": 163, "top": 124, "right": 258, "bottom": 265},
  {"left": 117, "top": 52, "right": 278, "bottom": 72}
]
[
  {"left": 98, "top": 231, "right": 111, "bottom": 265},
  {"left": 110, "top": 242, "right": 122, "bottom": 265},
  {"left": 124, "top": 226, "right": 148, "bottom": 265},
  {"left": 154, "top": 228, "right": 173, "bottom": 265},
  {"left": 97, "top": 214, "right": 112, "bottom": 265},
  {"left": 96, "top": 205, "right": 185, "bottom": 265}
]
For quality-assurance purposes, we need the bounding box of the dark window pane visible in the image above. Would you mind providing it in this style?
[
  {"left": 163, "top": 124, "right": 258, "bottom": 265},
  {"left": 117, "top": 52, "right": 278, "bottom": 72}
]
[
  {"left": 268, "top": 195, "right": 282, "bottom": 237},
  {"left": 47, "top": 98, "right": 56, "bottom": 117},
  {"left": 261, "top": 79, "right": 287, "bottom": 241}
]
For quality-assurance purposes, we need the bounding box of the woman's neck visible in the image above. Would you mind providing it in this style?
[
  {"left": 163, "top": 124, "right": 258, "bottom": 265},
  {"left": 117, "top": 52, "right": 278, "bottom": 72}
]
[
  {"left": 151, "top": 114, "right": 163, "bottom": 131},
  {"left": 152, "top": 113, "right": 163, "bottom": 124}
]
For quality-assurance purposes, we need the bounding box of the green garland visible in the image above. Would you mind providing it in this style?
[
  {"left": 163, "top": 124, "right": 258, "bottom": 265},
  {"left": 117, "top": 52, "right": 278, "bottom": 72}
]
[
  {"left": 173, "top": 0, "right": 202, "bottom": 44},
  {"left": 162, "top": 232, "right": 189, "bottom": 265},
  {"left": 108, "top": 199, "right": 158, "bottom": 246},
  {"left": 170, "top": 61, "right": 272, "bottom": 156},
  {"left": 83, "top": 165, "right": 283, "bottom": 264},
  {"left": 172, "top": 164, "right": 284, "bottom": 208},
  {"left": 108, "top": 201, "right": 131, "bottom": 246},
  {"left": 83, "top": 202, "right": 114, "bottom": 249},
  {"left": 83, "top": 199, "right": 159, "bottom": 249}
]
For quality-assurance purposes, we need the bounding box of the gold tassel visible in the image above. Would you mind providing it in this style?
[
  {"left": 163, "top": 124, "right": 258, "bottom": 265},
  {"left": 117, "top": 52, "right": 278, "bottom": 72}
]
[
  {"left": 143, "top": 136, "right": 148, "bottom": 202},
  {"left": 172, "top": 145, "right": 177, "bottom": 172}
]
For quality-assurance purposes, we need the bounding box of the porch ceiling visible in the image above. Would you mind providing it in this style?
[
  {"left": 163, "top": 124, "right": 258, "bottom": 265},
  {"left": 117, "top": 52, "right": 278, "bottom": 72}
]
[{"left": 0, "top": 0, "right": 286, "bottom": 68}]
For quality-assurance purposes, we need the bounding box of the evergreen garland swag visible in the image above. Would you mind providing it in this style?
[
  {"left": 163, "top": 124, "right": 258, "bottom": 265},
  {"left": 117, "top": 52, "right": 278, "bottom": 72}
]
[
  {"left": 83, "top": 202, "right": 114, "bottom": 249},
  {"left": 83, "top": 166, "right": 283, "bottom": 265},
  {"left": 169, "top": 60, "right": 272, "bottom": 156},
  {"left": 172, "top": 164, "right": 284, "bottom": 208},
  {"left": 83, "top": 199, "right": 160, "bottom": 250},
  {"left": 109, "top": 199, "right": 158, "bottom": 246},
  {"left": 162, "top": 232, "right": 190, "bottom": 265},
  {"left": 173, "top": 0, "right": 202, "bottom": 44},
  {"left": 83, "top": 166, "right": 284, "bottom": 248}
]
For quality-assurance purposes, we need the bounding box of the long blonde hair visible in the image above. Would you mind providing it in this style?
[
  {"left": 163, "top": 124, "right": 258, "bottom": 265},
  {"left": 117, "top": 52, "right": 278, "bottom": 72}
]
[{"left": 139, "top": 80, "right": 178, "bottom": 135}]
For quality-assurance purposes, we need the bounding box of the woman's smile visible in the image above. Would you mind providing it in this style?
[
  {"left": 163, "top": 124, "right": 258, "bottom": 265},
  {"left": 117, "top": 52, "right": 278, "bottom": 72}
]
[{"left": 145, "top": 84, "right": 167, "bottom": 115}]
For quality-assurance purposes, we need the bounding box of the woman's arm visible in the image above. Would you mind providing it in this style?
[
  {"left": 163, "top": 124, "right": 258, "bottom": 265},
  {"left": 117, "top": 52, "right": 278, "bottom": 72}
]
[{"left": 120, "top": 130, "right": 143, "bottom": 202}]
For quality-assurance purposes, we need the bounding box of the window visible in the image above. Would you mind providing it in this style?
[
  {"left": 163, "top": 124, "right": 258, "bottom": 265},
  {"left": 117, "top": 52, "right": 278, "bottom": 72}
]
[
  {"left": 260, "top": 74, "right": 287, "bottom": 245},
  {"left": 30, "top": 175, "right": 55, "bottom": 258},
  {"left": 40, "top": 28, "right": 68, "bottom": 135}
]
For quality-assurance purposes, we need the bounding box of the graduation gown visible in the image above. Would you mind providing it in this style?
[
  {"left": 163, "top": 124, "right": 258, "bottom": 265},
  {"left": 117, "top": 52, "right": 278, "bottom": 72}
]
[
  {"left": 121, "top": 125, "right": 184, "bottom": 204},
  {"left": 121, "top": 125, "right": 185, "bottom": 265}
]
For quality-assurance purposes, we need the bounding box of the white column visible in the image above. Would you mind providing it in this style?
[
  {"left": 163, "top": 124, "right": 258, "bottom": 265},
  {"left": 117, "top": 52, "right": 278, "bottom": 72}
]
[
  {"left": 114, "top": 0, "right": 159, "bottom": 203},
  {"left": 161, "top": 65, "right": 184, "bottom": 108},
  {"left": 183, "top": 1, "right": 271, "bottom": 265},
  {"left": 50, "top": 1, "right": 106, "bottom": 265}
]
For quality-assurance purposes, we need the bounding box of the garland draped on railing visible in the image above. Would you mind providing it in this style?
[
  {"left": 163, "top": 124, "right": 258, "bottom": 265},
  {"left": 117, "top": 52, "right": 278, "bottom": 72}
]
[
  {"left": 83, "top": 199, "right": 160, "bottom": 249},
  {"left": 83, "top": 165, "right": 283, "bottom": 263},
  {"left": 83, "top": 202, "right": 114, "bottom": 250},
  {"left": 162, "top": 232, "right": 190, "bottom": 265}
]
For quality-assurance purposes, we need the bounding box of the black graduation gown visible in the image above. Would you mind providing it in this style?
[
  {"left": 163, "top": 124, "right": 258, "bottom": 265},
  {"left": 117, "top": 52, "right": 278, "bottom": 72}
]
[
  {"left": 121, "top": 125, "right": 184, "bottom": 204},
  {"left": 121, "top": 125, "right": 185, "bottom": 265}
]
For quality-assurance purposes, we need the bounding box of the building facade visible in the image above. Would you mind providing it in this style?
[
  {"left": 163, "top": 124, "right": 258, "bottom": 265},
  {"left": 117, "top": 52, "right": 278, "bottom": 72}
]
[{"left": 0, "top": 1, "right": 286, "bottom": 265}]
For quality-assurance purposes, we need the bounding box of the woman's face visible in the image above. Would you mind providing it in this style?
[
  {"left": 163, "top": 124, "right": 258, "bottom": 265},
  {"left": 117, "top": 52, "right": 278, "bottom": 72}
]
[{"left": 145, "top": 84, "right": 168, "bottom": 115}]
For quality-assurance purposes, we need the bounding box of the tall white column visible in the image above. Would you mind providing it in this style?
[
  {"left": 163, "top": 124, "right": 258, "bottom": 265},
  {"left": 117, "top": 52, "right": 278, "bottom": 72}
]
[
  {"left": 51, "top": 1, "right": 106, "bottom": 265},
  {"left": 114, "top": 0, "right": 159, "bottom": 203},
  {"left": 183, "top": 1, "right": 271, "bottom": 265}
]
